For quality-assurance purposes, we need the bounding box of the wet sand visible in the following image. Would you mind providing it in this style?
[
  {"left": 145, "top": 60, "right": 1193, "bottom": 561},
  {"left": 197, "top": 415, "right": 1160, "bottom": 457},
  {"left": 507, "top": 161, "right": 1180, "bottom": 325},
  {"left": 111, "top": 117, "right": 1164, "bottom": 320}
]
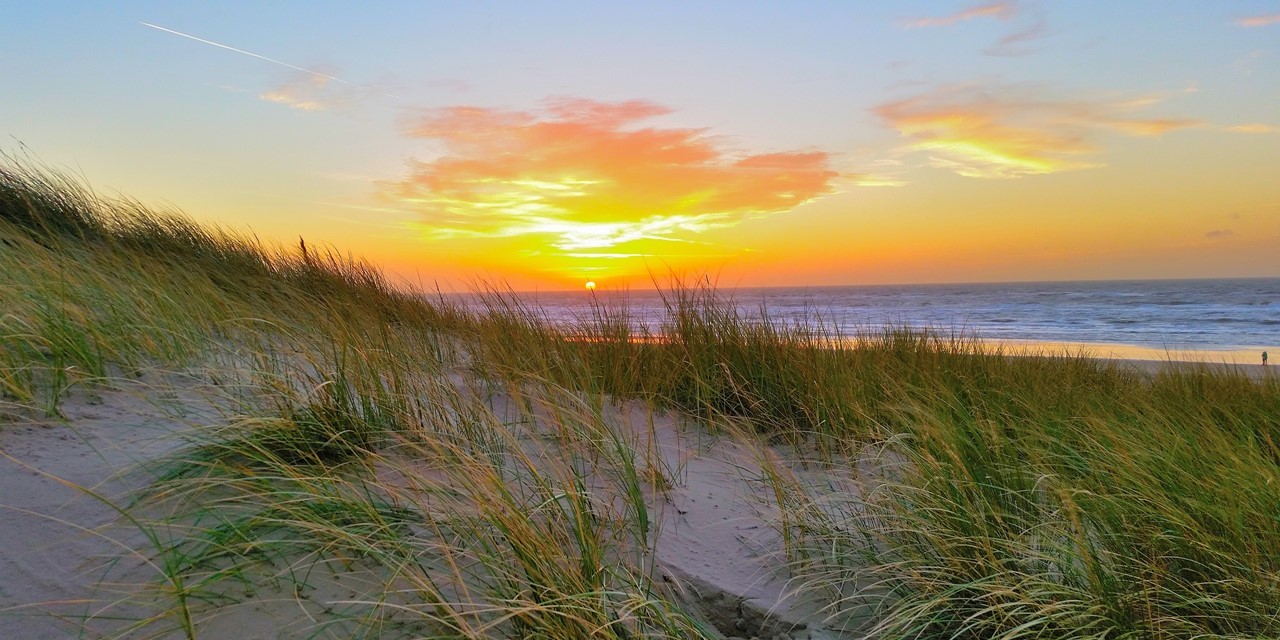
[
  {"left": 987, "top": 338, "right": 1275, "bottom": 380},
  {"left": 1116, "top": 358, "right": 1275, "bottom": 381}
]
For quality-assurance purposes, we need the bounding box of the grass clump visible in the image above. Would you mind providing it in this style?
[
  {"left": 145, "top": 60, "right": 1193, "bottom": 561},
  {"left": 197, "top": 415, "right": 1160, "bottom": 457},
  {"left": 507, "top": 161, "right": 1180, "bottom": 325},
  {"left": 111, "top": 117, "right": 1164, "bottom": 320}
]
[
  {"left": 136, "top": 372, "right": 711, "bottom": 639},
  {"left": 758, "top": 367, "right": 1280, "bottom": 638}
]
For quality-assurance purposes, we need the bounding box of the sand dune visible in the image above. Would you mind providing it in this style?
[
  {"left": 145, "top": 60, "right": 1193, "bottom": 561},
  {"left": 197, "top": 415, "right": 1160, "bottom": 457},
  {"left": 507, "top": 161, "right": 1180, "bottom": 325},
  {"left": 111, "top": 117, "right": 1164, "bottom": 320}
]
[{"left": 1, "top": 370, "right": 876, "bottom": 639}]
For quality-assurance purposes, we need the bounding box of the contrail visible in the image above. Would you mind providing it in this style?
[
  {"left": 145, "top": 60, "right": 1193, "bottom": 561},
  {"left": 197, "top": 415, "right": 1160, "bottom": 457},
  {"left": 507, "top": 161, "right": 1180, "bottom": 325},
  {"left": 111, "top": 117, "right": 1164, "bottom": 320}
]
[{"left": 140, "top": 22, "right": 349, "bottom": 84}]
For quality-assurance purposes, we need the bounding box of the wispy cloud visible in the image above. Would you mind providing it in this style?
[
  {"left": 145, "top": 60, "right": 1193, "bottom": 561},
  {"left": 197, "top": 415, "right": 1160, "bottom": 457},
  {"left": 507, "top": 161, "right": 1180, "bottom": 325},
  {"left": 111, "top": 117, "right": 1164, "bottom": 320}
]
[
  {"left": 1235, "top": 13, "right": 1280, "bottom": 27},
  {"left": 903, "top": 1, "right": 1018, "bottom": 28},
  {"left": 875, "top": 85, "right": 1200, "bottom": 178},
  {"left": 983, "top": 17, "right": 1048, "bottom": 56},
  {"left": 258, "top": 70, "right": 381, "bottom": 111},
  {"left": 847, "top": 175, "right": 909, "bottom": 187},
  {"left": 1205, "top": 229, "right": 1234, "bottom": 239},
  {"left": 1223, "top": 123, "right": 1280, "bottom": 134},
  {"left": 1104, "top": 118, "right": 1200, "bottom": 136},
  {"left": 901, "top": 3, "right": 1049, "bottom": 57},
  {"left": 830, "top": 158, "right": 910, "bottom": 188},
  {"left": 383, "top": 98, "right": 836, "bottom": 256},
  {"left": 260, "top": 72, "right": 335, "bottom": 111}
]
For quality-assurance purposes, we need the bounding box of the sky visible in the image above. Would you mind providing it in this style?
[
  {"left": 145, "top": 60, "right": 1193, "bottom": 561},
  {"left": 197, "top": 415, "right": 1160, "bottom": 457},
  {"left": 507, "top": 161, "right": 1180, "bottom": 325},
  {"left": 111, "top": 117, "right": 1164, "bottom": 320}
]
[{"left": 2, "top": 1, "right": 1278, "bottom": 291}]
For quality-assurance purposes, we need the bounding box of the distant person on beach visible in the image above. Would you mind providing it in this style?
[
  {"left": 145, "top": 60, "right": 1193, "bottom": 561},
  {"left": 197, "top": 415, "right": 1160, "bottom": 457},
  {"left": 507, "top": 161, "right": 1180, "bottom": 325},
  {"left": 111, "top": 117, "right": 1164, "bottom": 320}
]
[{"left": 1264, "top": 351, "right": 1269, "bottom": 365}]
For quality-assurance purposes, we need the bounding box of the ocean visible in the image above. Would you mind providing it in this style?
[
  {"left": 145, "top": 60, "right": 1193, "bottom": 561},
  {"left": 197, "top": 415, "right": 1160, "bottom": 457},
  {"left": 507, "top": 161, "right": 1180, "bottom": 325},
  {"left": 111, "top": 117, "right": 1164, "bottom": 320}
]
[{"left": 494, "top": 278, "right": 1278, "bottom": 362}]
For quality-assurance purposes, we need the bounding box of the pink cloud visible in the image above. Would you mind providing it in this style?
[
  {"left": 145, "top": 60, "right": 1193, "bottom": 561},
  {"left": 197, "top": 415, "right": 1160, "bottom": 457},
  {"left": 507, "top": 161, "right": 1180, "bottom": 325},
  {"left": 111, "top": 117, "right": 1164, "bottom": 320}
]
[
  {"left": 903, "top": 1, "right": 1018, "bottom": 28},
  {"left": 1236, "top": 13, "right": 1280, "bottom": 27}
]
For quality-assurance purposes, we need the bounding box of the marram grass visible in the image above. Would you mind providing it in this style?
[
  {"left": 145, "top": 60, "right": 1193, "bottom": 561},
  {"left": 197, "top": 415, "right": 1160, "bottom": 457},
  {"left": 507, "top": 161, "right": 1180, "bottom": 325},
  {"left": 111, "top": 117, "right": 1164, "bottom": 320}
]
[{"left": 4, "top": 156, "right": 1279, "bottom": 638}]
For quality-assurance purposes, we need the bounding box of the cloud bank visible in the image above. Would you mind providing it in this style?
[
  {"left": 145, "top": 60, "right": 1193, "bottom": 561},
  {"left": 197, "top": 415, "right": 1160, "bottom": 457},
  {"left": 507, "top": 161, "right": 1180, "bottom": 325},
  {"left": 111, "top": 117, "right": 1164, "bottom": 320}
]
[{"left": 383, "top": 99, "right": 835, "bottom": 254}]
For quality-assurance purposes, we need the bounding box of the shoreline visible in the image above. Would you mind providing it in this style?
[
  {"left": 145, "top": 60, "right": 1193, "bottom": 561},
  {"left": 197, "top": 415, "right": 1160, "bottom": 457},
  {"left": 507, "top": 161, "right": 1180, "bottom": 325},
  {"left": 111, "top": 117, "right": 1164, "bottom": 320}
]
[
  {"left": 563, "top": 331, "right": 1275, "bottom": 372},
  {"left": 561, "top": 331, "right": 1277, "bottom": 381},
  {"left": 986, "top": 339, "right": 1275, "bottom": 380},
  {"left": 986, "top": 338, "right": 1272, "bottom": 365}
]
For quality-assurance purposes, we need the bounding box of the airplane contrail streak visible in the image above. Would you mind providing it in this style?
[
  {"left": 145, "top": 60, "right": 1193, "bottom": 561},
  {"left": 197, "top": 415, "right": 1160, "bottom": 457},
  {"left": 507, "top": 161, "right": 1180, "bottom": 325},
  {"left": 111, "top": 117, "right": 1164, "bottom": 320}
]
[{"left": 140, "top": 22, "right": 349, "bottom": 84}]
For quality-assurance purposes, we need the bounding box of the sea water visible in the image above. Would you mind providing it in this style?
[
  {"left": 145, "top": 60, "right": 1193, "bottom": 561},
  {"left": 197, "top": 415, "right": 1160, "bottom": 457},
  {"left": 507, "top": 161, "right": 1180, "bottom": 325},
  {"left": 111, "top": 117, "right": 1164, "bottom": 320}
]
[{"left": 492, "top": 278, "right": 1279, "bottom": 362}]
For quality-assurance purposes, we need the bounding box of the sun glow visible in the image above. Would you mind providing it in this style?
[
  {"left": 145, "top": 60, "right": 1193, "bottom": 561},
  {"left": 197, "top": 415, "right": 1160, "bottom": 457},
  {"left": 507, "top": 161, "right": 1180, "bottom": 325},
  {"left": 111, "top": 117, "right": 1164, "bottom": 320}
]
[
  {"left": 584, "top": 280, "right": 596, "bottom": 291},
  {"left": 384, "top": 99, "right": 836, "bottom": 280}
]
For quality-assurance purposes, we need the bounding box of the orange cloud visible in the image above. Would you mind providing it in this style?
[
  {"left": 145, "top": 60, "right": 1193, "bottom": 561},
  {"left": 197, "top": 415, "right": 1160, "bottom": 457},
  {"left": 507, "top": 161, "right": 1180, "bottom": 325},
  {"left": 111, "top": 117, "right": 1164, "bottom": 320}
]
[
  {"left": 384, "top": 98, "right": 835, "bottom": 262},
  {"left": 1236, "top": 13, "right": 1280, "bottom": 27},
  {"left": 904, "top": 1, "right": 1018, "bottom": 28},
  {"left": 260, "top": 72, "right": 340, "bottom": 110},
  {"left": 1101, "top": 118, "right": 1200, "bottom": 137},
  {"left": 875, "top": 86, "right": 1200, "bottom": 178}
]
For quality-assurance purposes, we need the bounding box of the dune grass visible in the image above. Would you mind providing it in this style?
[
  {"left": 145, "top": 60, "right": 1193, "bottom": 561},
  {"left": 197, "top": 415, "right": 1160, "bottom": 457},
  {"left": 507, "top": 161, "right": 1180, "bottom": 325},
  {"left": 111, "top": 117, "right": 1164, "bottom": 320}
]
[{"left": 3, "top": 156, "right": 1280, "bottom": 638}]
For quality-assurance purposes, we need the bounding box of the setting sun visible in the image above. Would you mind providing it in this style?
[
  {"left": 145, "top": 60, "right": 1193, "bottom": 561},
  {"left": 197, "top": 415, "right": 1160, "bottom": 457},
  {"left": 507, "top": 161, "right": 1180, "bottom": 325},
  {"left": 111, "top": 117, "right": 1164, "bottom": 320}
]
[{"left": 584, "top": 280, "right": 596, "bottom": 291}]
